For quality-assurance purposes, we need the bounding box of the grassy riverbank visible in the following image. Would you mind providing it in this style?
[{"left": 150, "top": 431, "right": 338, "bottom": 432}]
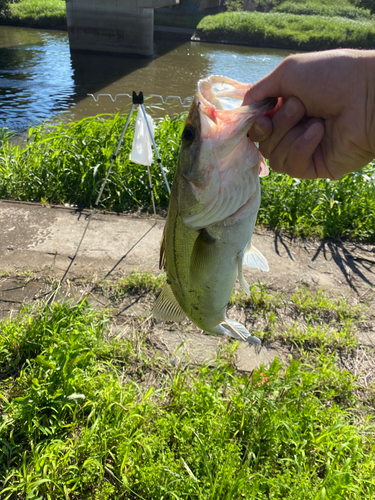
[
  {"left": 1, "top": 0, "right": 66, "bottom": 28},
  {"left": 195, "top": 11, "right": 375, "bottom": 50},
  {"left": 1, "top": 291, "right": 374, "bottom": 498},
  {"left": 1, "top": 0, "right": 374, "bottom": 51},
  {"left": 1, "top": 114, "right": 375, "bottom": 242}
]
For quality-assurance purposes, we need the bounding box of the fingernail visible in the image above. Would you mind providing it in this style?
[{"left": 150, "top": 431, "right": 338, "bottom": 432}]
[
  {"left": 284, "top": 98, "right": 301, "bottom": 118},
  {"left": 304, "top": 123, "right": 318, "bottom": 140}
]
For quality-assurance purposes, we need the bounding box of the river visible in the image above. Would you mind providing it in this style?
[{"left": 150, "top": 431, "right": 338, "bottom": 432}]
[{"left": 0, "top": 26, "right": 293, "bottom": 132}]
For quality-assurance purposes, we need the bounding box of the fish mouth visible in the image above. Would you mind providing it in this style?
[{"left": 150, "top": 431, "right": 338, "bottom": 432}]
[
  {"left": 196, "top": 93, "right": 277, "bottom": 142},
  {"left": 196, "top": 75, "right": 277, "bottom": 126}
]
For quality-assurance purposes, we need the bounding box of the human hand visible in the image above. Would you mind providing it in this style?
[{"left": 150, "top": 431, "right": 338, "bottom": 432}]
[{"left": 243, "top": 49, "right": 375, "bottom": 179}]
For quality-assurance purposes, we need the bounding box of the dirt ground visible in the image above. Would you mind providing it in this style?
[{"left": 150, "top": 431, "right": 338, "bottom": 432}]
[{"left": 1, "top": 199, "right": 375, "bottom": 374}]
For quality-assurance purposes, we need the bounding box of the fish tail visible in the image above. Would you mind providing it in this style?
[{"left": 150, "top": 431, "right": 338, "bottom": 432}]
[{"left": 212, "top": 319, "right": 261, "bottom": 345}]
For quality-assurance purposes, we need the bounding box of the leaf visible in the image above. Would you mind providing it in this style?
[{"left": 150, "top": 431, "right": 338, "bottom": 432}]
[
  {"left": 66, "top": 393, "right": 86, "bottom": 403},
  {"left": 36, "top": 355, "right": 55, "bottom": 370},
  {"left": 181, "top": 458, "right": 198, "bottom": 482}
]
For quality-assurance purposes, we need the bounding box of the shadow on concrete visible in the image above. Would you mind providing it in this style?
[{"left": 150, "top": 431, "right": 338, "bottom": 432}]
[{"left": 116, "top": 292, "right": 149, "bottom": 317}]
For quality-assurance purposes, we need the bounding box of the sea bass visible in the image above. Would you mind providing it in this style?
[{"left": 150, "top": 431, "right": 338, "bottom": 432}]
[{"left": 153, "top": 75, "right": 276, "bottom": 344}]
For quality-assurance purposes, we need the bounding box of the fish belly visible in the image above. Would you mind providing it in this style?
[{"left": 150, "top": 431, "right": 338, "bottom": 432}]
[{"left": 173, "top": 216, "right": 253, "bottom": 333}]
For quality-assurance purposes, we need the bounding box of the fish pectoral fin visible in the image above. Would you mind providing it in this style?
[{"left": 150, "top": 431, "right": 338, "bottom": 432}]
[
  {"left": 190, "top": 228, "right": 217, "bottom": 283},
  {"left": 243, "top": 245, "right": 269, "bottom": 272},
  {"left": 153, "top": 284, "right": 185, "bottom": 323},
  {"left": 259, "top": 158, "right": 269, "bottom": 177},
  {"left": 220, "top": 319, "right": 261, "bottom": 344},
  {"left": 159, "top": 225, "right": 166, "bottom": 270}
]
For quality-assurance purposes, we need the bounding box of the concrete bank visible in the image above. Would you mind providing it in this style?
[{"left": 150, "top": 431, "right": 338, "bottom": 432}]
[{"left": 1, "top": 199, "right": 375, "bottom": 370}]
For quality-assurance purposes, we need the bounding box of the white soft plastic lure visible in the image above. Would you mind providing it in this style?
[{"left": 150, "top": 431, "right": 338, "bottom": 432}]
[{"left": 153, "top": 76, "right": 276, "bottom": 343}]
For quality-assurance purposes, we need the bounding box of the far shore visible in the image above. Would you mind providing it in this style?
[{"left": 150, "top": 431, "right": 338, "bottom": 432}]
[{"left": 2, "top": 8, "right": 374, "bottom": 52}]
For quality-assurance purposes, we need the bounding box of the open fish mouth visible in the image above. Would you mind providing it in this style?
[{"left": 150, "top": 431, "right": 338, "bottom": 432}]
[
  {"left": 195, "top": 76, "right": 276, "bottom": 140},
  {"left": 197, "top": 75, "right": 277, "bottom": 123}
]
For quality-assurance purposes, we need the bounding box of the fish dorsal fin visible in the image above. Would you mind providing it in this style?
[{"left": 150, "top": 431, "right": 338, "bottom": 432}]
[
  {"left": 221, "top": 319, "right": 261, "bottom": 345},
  {"left": 243, "top": 245, "right": 269, "bottom": 272},
  {"left": 153, "top": 283, "right": 185, "bottom": 322},
  {"left": 190, "top": 228, "right": 217, "bottom": 283},
  {"left": 159, "top": 226, "right": 166, "bottom": 270}
]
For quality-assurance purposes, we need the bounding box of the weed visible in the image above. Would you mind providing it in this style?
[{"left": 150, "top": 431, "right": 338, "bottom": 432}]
[
  {"left": 0, "top": 112, "right": 183, "bottom": 212},
  {"left": 197, "top": 11, "right": 375, "bottom": 50},
  {"left": 231, "top": 282, "right": 285, "bottom": 311},
  {"left": 99, "top": 270, "right": 166, "bottom": 302},
  {"left": 291, "top": 287, "right": 367, "bottom": 322},
  {"left": 273, "top": 1, "right": 373, "bottom": 19},
  {"left": 0, "top": 303, "right": 374, "bottom": 498},
  {"left": 2, "top": 0, "right": 66, "bottom": 27},
  {"left": 2, "top": 115, "right": 375, "bottom": 242}
]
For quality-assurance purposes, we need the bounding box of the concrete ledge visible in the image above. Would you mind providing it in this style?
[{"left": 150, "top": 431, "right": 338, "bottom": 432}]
[{"left": 140, "top": 0, "right": 180, "bottom": 7}]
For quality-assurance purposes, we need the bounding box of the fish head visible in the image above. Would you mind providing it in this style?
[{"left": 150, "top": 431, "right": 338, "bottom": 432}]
[{"left": 177, "top": 76, "right": 276, "bottom": 226}]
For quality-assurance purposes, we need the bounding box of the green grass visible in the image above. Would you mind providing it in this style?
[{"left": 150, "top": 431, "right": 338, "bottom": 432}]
[
  {"left": 273, "top": 1, "right": 373, "bottom": 18},
  {"left": 2, "top": 114, "right": 375, "bottom": 242},
  {"left": 0, "top": 113, "right": 182, "bottom": 212},
  {"left": 196, "top": 11, "right": 375, "bottom": 50},
  {"left": 3, "top": 0, "right": 66, "bottom": 27},
  {"left": 273, "top": 1, "right": 373, "bottom": 19},
  {"left": 99, "top": 270, "right": 167, "bottom": 303},
  {"left": 0, "top": 301, "right": 374, "bottom": 499},
  {"left": 258, "top": 167, "right": 375, "bottom": 241},
  {"left": 225, "top": 0, "right": 360, "bottom": 12},
  {"left": 229, "top": 283, "right": 366, "bottom": 349}
]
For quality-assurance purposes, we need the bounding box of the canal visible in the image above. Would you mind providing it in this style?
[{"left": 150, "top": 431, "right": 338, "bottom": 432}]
[{"left": 0, "top": 26, "right": 292, "bottom": 132}]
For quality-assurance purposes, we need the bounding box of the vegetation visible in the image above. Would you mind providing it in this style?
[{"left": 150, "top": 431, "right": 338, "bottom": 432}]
[
  {"left": 0, "top": 113, "right": 181, "bottom": 213},
  {"left": 354, "top": 0, "right": 375, "bottom": 14},
  {"left": 224, "top": 0, "right": 371, "bottom": 13},
  {"left": 0, "top": 299, "right": 374, "bottom": 499},
  {"left": 196, "top": 11, "right": 375, "bottom": 50},
  {"left": 229, "top": 283, "right": 366, "bottom": 349},
  {"left": 1, "top": 0, "right": 374, "bottom": 52},
  {"left": 258, "top": 166, "right": 375, "bottom": 241},
  {"left": 1, "top": 0, "right": 66, "bottom": 27},
  {"left": 273, "top": 1, "right": 373, "bottom": 19},
  {"left": 2, "top": 114, "right": 375, "bottom": 242}
]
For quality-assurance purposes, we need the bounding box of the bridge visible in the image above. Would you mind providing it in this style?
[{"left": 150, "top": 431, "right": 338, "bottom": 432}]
[{"left": 65, "top": 0, "right": 221, "bottom": 56}]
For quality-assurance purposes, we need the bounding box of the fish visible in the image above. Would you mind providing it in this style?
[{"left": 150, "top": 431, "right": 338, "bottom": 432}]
[{"left": 153, "top": 75, "right": 276, "bottom": 344}]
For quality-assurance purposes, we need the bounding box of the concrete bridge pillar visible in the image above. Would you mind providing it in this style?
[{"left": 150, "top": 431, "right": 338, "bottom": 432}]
[{"left": 65, "top": 0, "right": 180, "bottom": 56}]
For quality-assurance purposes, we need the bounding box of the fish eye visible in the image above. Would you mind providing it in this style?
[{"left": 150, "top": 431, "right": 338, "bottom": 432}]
[{"left": 182, "top": 124, "right": 195, "bottom": 142}]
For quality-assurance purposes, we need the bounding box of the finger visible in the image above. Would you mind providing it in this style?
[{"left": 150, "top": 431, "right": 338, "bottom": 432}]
[
  {"left": 260, "top": 97, "right": 306, "bottom": 159},
  {"left": 248, "top": 116, "right": 272, "bottom": 143},
  {"left": 269, "top": 119, "right": 325, "bottom": 179},
  {"left": 247, "top": 98, "right": 284, "bottom": 143}
]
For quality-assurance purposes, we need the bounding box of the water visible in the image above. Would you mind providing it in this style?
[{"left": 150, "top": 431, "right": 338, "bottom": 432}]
[{"left": 0, "top": 26, "right": 293, "bottom": 132}]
